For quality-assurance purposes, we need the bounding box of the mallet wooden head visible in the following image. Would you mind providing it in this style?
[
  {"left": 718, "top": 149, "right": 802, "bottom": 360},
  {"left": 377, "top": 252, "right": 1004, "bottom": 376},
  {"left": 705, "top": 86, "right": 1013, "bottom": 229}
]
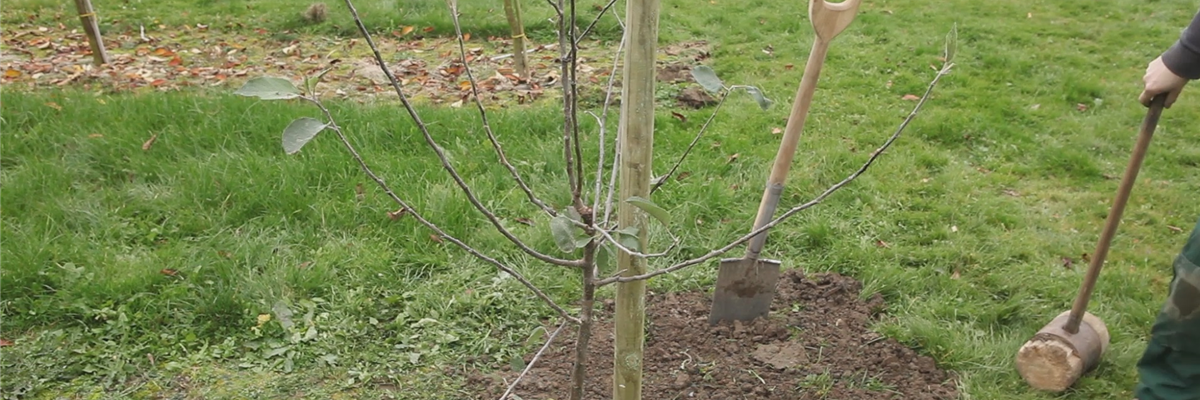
[{"left": 1015, "top": 310, "right": 1110, "bottom": 392}]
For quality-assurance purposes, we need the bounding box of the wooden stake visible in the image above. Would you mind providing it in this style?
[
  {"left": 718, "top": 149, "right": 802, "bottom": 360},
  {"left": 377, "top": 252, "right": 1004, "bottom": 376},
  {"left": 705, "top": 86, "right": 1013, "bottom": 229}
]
[
  {"left": 614, "top": 0, "right": 660, "bottom": 398},
  {"left": 74, "top": 0, "right": 110, "bottom": 65},
  {"left": 502, "top": 0, "right": 529, "bottom": 78}
]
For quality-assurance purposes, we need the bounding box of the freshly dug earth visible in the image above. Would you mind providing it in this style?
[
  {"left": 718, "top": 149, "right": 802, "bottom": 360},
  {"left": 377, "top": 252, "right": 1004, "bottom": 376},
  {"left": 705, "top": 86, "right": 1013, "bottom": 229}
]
[{"left": 468, "top": 270, "right": 959, "bottom": 399}]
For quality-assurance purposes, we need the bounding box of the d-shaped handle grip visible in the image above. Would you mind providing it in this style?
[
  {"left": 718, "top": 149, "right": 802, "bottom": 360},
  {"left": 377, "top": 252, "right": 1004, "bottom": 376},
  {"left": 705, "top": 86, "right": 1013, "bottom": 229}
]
[{"left": 810, "top": 0, "right": 862, "bottom": 42}]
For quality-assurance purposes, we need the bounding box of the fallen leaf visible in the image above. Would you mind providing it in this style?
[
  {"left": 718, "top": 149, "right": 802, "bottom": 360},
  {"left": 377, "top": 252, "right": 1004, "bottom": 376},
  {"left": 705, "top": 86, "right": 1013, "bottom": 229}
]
[
  {"left": 1168, "top": 225, "right": 1184, "bottom": 233},
  {"left": 387, "top": 208, "right": 408, "bottom": 220},
  {"left": 771, "top": 127, "right": 783, "bottom": 135},
  {"left": 450, "top": 99, "right": 464, "bottom": 108},
  {"left": 430, "top": 234, "right": 444, "bottom": 243},
  {"left": 1076, "top": 103, "right": 1088, "bottom": 112},
  {"left": 1081, "top": 253, "right": 1091, "bottom": 263},
  {"left": 4, "top": 69, "right": 21, "bottom": 78},
  {"left": 1062, "top": 257, "right": 1074, "bottom": 270},
  {"left": 950, "top": 225, "right": 959, "bottom": 233},
  {"left": 142, "top": 133, "right": 159, "bottom": 151},
  {"left": 675, "top": 171, "right": 692, "bottom": 181},
  {"left": 298, "top": 261, "right": 313, "bottom": 269},
  {"left": 1003, "top": 189, "right": 1021, "bottom": 197},
  {"left": 257, "top": 314, "right": 271, "bottom": 325},
  {"left": 1030, "top": 104, "right": 1041, "bottom": 110},
  {"left": 950, "top": 270, "right": 961, "bottom": 279},
  {"left": 784, "top": 64, "right": 794, "bottom": 70},
  {"left": 885, "top": 80, "right": 893, "bottom": 89},
  {"left": 515, "top": 217, "right": 534, "bottom": 226},
  {"left": 423, "top": 26, "right": 435, "bottom": 33},
  {"left": 402, "top": 26, "right": 415, "bottom": 36},
  {"left": 45, "top": 102, "right": 62, "bottom": 110},
  {"left": 670, "top": 111, "right": 687, "bottom": 122},
  {"left": 355, "top": 183, "right": 365, "bottom": 201},
  {"left": 726, "top": 153, "right": 740, "bottom": 164},
  {"left": 901, "top": 94, "right": 920, "bottom": 101},
  {"left": 1028, "top": 12, "right": 1033, "bottom": 18},
  {"left": 218, "top": 250, "right": 233, "bottom": 258},
  {"left": 0, "top": 339, "right": 12, "bottom": 347},
  {"left": 875, "top": 240, "right": 891, "bottom": 248},
  {"left": 160, "top": 268, "right": 179, "bottom": 276},
  {"left": 88, "top": 133, "right": 103, "bottom": 138},
  {"left": 462, "top": 33, "right": 471, "bottom": 41}
]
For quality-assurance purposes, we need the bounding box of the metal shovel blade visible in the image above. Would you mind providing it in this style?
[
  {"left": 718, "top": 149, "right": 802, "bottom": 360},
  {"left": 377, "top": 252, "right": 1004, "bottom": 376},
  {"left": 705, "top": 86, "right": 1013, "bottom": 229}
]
[{"left": 709, "top": 257, "right": 782, "bottom": 324}]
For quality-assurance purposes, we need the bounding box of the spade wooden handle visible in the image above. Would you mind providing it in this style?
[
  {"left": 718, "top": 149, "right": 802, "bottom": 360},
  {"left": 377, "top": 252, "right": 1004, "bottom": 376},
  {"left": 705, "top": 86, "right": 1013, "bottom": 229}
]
[{"left": 744, "top": 0, "right": 862, "bottom": 258}]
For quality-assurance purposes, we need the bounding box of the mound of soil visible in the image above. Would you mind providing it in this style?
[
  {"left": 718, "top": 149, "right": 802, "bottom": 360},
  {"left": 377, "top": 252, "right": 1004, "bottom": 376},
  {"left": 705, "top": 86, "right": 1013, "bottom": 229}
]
[{"left": 468, "top": 270, "right": 959, "bottom": 399}]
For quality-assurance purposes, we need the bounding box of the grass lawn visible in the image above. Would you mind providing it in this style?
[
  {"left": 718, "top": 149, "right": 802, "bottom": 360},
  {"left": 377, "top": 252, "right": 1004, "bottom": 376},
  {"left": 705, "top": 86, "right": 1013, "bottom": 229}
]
[{"left": 3, "top": 0, "right": 1200, "bottom": 399}]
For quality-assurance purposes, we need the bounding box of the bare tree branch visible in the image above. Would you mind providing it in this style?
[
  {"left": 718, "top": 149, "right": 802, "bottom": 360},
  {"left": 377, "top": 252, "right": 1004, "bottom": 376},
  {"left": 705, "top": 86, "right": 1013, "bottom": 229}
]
[
  {"left": 301, "top": 94, "right": 581, "bottom": 324},
  {"left": 650, "top": 92, "right": 729, "bottom": 194},
  {"left": 569, "top": 0, "right": 586, "bottom": 209},
  {"left": 446, "top": 0, "right": 558, "bottom": 218},
  {"left": 594, "top": 225, "right": 681, "bottom": 259},
  {"left": 498, "top": 320, "right": 568, "bottom": 400},
  {"left": 544, "top": 0, "right": 563, "bottom": 18},
  {"left": 575, "top": 0, "right": 619, "bottom": 45},
  {"left": 596, "top": 61, "right": 956, "bottom": 286},
  {"left": 342, "top": 0, "right": 584, "bottom": 269},
  {"left": 598, "top": 28, "right": 627, "bottom": 228}
]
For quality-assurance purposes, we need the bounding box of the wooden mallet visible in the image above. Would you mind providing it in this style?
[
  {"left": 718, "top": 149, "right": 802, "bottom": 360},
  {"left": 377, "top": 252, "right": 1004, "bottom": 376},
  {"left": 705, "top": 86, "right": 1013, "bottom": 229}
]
[{"left": 1015, "top": 95, "right": 1166, "bottom": 392}]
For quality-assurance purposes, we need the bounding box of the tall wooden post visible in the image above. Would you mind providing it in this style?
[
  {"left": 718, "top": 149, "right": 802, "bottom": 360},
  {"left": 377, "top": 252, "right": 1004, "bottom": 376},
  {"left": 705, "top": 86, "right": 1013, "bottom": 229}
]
[
  {"left": 74, "top": 0, "right": 110, "bottom": 65},
  {"left": 613, "top": 0, "right": 660, "bottom": 398}
]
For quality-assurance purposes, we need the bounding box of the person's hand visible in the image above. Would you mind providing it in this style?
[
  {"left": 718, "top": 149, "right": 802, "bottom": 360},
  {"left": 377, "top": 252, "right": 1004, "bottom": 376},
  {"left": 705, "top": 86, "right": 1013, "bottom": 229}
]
[{"left": 1140, "top": 55, "right": 1189, "bottom": 108}]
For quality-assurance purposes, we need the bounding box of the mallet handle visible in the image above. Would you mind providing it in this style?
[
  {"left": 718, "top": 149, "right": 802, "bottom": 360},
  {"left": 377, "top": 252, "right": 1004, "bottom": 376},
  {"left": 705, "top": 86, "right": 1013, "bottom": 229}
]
[{"left": 1065, "top": 95, "right": 1166, "bottom": 334}]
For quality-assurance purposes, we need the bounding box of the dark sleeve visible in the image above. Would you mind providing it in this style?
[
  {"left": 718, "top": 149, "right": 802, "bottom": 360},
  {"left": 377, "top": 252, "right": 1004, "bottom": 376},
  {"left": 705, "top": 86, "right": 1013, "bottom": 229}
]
[{"left": 1162, "top": 9, "right": 1200, "bottom": 79}]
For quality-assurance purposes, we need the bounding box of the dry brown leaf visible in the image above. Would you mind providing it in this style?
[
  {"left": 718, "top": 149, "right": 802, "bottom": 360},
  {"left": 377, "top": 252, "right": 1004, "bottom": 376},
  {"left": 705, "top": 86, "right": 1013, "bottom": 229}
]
[
  {"left": 44, "top": 102, "right": 62, "bottom": 110},
  {"left": 401, "top": 26, "right": 415, "bottom": 36},
  {"left": 387, "top": 208, "right": 408, "bottom": 220},
  {"left": 1168, "top": 225, "right": 1184, "bottom": 233},
  {"left": 1076, "top": 103, "right": 1088, "bottom": 112},
  {"left": 1003, "top": 189, "right": 1021, "bottom": 197},
  {"left": 1062, "top": 257, "right": 1074, "bottom": 270},
  {"left": 950, "top": 270, "right": 961, "bottom": 279},
  {"left": 0, "top": 339, "right": 12, "bottom": 347},
  {"left": 430, "top": 234, "right": 444, "bottom": 243},
  {"left": 423, "top": 26, "right": 435, "bottom": 33},
  {"left": 671, "top": 111, "right": 687, "bottom": 122},
  {"left": 462, "top": 33, "right": 471, "bottom": 41},
  {"left": 901, "top": 94, "right": 920, "bottom": 101},
  {"left": 142, "top": 133, "right": 159, "bottom": 151},
  {"left": 160, "top": 268, "right": 179, "bottom": 276},
  {"left": 726, "top": 153, "right": 740, "bottom": 164},
  {"left": 88, "top": 133, "right": 104, "bottom": 138},
  {"left": 875, "top": 240, "right": 891, "bottom": 248},
  {"left": 771, "top": 127, "right": 783, "bottom": 134},
  {"left": 515, "top": 217, "right": 534, "bottom": 226},
  {"left": 298, "top": 261, "right": 313, "bottom": 269}
]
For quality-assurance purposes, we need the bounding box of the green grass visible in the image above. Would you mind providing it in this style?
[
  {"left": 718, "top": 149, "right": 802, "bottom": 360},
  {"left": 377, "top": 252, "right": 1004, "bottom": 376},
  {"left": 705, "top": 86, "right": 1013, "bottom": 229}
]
[
  {"left": 4, "top": 0, "right": 1200, "bottom": 399},
  {"left": 0, "top": 0, "right": 621, "bottom": 42}
]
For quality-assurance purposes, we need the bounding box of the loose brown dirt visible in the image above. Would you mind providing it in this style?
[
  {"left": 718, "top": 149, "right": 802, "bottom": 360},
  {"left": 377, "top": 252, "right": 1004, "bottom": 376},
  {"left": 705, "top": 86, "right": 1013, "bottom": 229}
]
[{"left": 467, "top": 269, "right": 959, "bottom": 399}]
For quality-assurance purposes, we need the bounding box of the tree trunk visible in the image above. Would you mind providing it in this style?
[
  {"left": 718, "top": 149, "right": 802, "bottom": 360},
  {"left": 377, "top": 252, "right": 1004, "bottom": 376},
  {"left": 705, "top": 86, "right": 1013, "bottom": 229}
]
[
  {"left": 73, "top": 0, "right": 109, "bottom": 65},
  {"left": 569, "top": 241, "right": 598, "bottom": 400},
  {"left": 613, "top": 0, "right": 660, "bottom": 398},
  {"left": 502, "top": 0, "right": 529, "bottom": 78}
]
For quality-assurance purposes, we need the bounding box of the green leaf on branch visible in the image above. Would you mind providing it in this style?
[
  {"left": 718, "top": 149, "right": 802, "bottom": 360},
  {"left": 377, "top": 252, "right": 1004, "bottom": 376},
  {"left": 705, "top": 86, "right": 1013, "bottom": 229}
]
[
  {"left": 596, "top": 243, "right": 615, "bottom": 272},
  {"left": 742, "top": 86, "right": 774, "bottom": 110},
  {"left": 625, "top": 196, "right": 670, "bottom": 226},
  {"left": 690, "top": 65, "right": 725, "bottom": 93},
  {"left": 235, "top": 77, "right": 302, "bottom": 100},
  {"left": 282, "top": 117, "right": 328, "bottom": 154},
  {"left": 615, "top": 226, "right": 641, "bottom": 252},
  {"left": 550, "top": 215, "right": 578, "bottom": 253}
]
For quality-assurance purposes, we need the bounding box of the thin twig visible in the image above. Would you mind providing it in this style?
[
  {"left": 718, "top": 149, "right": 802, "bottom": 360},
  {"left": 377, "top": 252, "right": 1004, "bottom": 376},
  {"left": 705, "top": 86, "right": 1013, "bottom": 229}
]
[
  {"left": 343, "top": 0, "right": 584, "bottom": 268},
  {"left": 544, "top": 0, "right": 563, "bottom": 18},
  {"left": 596, "top": 61, "right": 956, "bottom": 286},
  {"left": 598, "top": 27, "right": 627, "bottom": 227},
  {"left": 498, "top": 320, "right": 568, "bottom": 400},
  {"left": 555, "top": 0, "right": 581, "bottom": 210},
  {"left": 569, "top": 0, "right": 585, "bottom": 209},
  {"left": 303, "top": 95, "right": 580, "bottom": 324},
  {"left": 650, "top": 92, "right": 729, "bottom": 194},
  {"left": 446, "top": 0, "right": 557, "bottom": 218},
  {"left": 594, "top": 226, "right": 681, "bottom": 259},
  {"left": 575, "top": 0, "right": 619, "bottom": 45}
]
